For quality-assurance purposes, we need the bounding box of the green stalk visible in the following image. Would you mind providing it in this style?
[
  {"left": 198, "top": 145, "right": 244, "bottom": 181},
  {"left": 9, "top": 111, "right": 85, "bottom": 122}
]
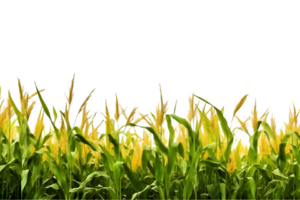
[
  {"left": 194, "top": 185, "right": 197, "bottom": 200},
  {"left": 1, "top": 172, "right": 3, "bottom": 200},
  {"left": 159, "top": 187, "right": 165, "bottom": 200},
  {"left": 69, "top": 171, "right": 72, "bottom": 200}
]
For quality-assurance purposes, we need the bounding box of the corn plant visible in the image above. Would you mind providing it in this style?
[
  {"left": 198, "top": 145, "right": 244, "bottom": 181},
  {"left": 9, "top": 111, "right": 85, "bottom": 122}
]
[{"left": 1, "top": 75, "right": 300, "bottom": 199}]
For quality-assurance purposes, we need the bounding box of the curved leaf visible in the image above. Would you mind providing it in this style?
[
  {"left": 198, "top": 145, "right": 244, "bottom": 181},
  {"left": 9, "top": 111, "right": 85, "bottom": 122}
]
[
  {"left": 247, "top": 177, "right": 256, "bottom": 199},
  {"left": 70, "top": 171, "right": 109, "bottom": 193},
  {"left": 277, "top": 142, "right": 288, "bottom": 172},
  {"left": 34, "top": 83, "right": 60, "bottom": 141},
  {"left": 35, "top": 150, "right": 69, "bottom": 200},
  {"left": 74, "top": 127, "right": 99, "bottom": 151},
  {"left": 126, "top": 123, "right": 168, "bottom": 156},
  {"left": 141, "top": 145, "right": 155, "bottom": 172},
  {"left": 21, "top": 169, "right": 29, "bottom": 193},
  {"left": 183, "top": 143, "right": 203, "bottom": 200},
  {"left": 113, "top": 161, "right": 124, "bottom": 198},
  {"left": 165, "top": 142, "right": 184, "bottom": 198},
  {"left": 131, "top": 181, "right": 157, "bottom": 200},
  {"left": 166, "top": 115, "right": 175, "bottom": 149},
  {"left": 169, "top": 114, "right": 195, "bottom": 159},
  {"left": 122, "top": 162, "right": 146, "bottom": 192}
]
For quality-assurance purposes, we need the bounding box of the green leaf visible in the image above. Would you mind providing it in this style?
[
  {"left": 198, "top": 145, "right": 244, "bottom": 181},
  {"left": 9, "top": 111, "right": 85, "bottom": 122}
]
[
  {"left": 70, "top": 171, "right": 109, "bottom": 193},
  {"left": 248, "top": 122, "right": 262, "bottom": 164},
  {"left": 256, "top": 165, "right": 272, "bottom": 182},
  {"left": 154, "top": 151, "right": 164, "bottom": 187},
  {"left": 168, "top": 114, "right": 195, "bottom": 158},
  {"left": 200, "top": 159, "right": 221, "bottom": 168},
  {"left": 173, "top": 98, "right": 178, "bottom": 115},
  {"left": 35, "top": 83, "right": 60, "bottom": 141},
  {"left": 12, "top": 141, "right": 21, "bottom": 162},
  {"left": 206, "top": 184, "right": 214, "bottom": 199},
  {"left": 131, "top": 181, "right": 157, "bottom": 200},
  {"left": 166, "top": 115, "right": 175, "bottom": 149},
  {"left": 261, "top": 121, "right": 277, "bottom": 154},
  {"left": 147, "top": 162, "right": 155, "bottom": 176},
  {"left": 32, "top": 184, "right": 46, "bottom": 199},
  {"left": 261, "top": 121, "right": 275, "bottom": 140},
  {"left": 53, "top": 106, "right": 58, "bottom": 123},
  {"left": 141, "top": 145, "right": 155, "bottom": 172},
  {"left": 220, "top": 183, "right": 226, "bottom": 200},
  {"left": 247, "top": 177, "right": 256, "bottom": 199},
  {"left": 264, "top": 186, "right": 279, "bottom": 197},
  {"left": 199, "top": 109, "right": 215, "bottom": 143},
  {"left": 126, "top": 123, "right": 169, "bottom": 156},
  {"left": 183, "top": 143, "right": 203, "bottom": 200},
  {"left": 245, "top": 164, "right": 257, "bottom": 177},
  {"left": 277, "top": 142, "right": 287, "bottom": 172},
  {"left": 194, "top": 95, "right": 232, "bottom": 138},
  {"left": 46, "top": 183, "right": 60, "bottom": 190},
  {"left": 113, "top": 161, "right": 124, "bottom": 198},
  {"left": 34, "top": 124, "right": 43, "bottom": 151},
  {"left": 193, "top": 95, "right": 233, "bottom": 162},
  {"left": 231, "top": 173, "right": 246, "bottom": 199},
  {"left": 122, "top": 162, "right": 146, "bottom": 193},
  {"left": 165, "top": 142, "right": 184, "bottom": 198},
  {"left": 200, "top": 193, "right": 210, "bottom": 199},
  {"left": 8, "top": 91, "right": 23, "bottom": 126},
  {"left": 281, "top": 131, "right": 300, "bottom": 143},
  {"left": 31, "top": 154, "right": 42, "bottom": 187},
  {"left": 99, "top": 145, "right": 114, "bottom": 172},
  {"left": 291, "top": 142, "right": 300, "bottom": 165},
  {"left": 73, "top": 127, "right": 99, "bottom": 151},
  {"left": 21, "top": 169, "right": 29, "bottom": 193},
  {"left": 272, "top": 168, "right": 289, "bottom": 180},
  {"left": 150, "top": 112, "right": 156, "bottom": 122},
  {"left": 0, "top": 159, "right": 17, "bottom": 173},
  {"left": 35, "top": 150, "right": 69, "bottom": 200},
  {"left": 42, "top": 133, "right": 53, "bottom": 146},
  {"left": 107, "top": 134, "right": 121, "bottom": 160}
]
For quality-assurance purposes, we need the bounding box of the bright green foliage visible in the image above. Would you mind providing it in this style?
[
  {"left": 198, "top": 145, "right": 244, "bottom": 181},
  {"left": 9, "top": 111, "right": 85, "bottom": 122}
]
[{"left": 1, "top": 77, "right": 300, "bottom": 200}]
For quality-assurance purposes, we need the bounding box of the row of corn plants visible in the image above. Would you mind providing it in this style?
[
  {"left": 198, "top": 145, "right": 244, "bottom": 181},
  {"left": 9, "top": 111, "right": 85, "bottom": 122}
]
[{"left": 1, "top": 75, "right": 300, "bottom": 199}]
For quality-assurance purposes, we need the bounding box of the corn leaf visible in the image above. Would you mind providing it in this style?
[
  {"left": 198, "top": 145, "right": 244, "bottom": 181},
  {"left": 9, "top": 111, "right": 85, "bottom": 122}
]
[
  {"left": 73, "top": 127, "right": 99, "bottom": 151},
  {"left": 107, "top": 134, "right": 121, "bottom": 161},
  {"left": 70, "top": 171, "right": 109, "bottom": 193},
  {"left": 272, "top": 168, "right": 289, "bottom": 180},
  {"left": 247, "top": 177, "right": 256, "bottom": 199},
  {"left": 154, "top": 151, "right": 164, "bottom": 187},
  {"left": 183, "top": 143, "right": 203, "bottom": 200},
  {"left": 201, "top": 159, "right": 221, "bottom": 168},
  {"left": 199, "top": 109, "right": 215, "bottom": 143},
  {"left": 21, "top": 169, "right": 30, "bottom": 193},
  {"left": 34, "top": 81, "right": 60, "bottom": 141},
  {"left": 141, "top": 145, "right": 155, "bottom": 172},
  {"left": 122, "top": 162, "right": 146, "bottom": 193},
  {"left": 193, "top": 95, "right": 233, "bottom": 163},
  {"left": 35, "top": 150, "right": 69, "bottom": 200},
  {"left": 277, "top": 143, "right": 287, "bottom": 172},
  {"left": 128, "top": 123, "right": 169, "bottom": 156},
  {"left": 166, "top": 115, "right": 175, "bottom": 149},
  {"left": 220, "top": 183, "right": 226, "bottom": 200},
  {"left": 0, "top": 159, "right": 17, "bottom": 173},
  {"left": 52, "top": 105, "right": 58, "bottom": 124},
  {"left": 168, "top": 114, "right": 195, "bottom": 158},
  {"left": 165, "top": 142, "right": 184, "bottom": 198},
  {"left": 31, "top": 154, "right": 42, "bottom": 187},
  {"left": 131, "top": 181, "right": 157, "bottom": 200},
  {"left": 113, "top": 161, "right": 124, "bottom": 198}
]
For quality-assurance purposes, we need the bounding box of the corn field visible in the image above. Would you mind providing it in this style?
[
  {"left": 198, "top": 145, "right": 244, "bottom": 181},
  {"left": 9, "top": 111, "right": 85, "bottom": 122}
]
[{"left": 1, "top": 75, "right": 300, "bottom": 200}]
